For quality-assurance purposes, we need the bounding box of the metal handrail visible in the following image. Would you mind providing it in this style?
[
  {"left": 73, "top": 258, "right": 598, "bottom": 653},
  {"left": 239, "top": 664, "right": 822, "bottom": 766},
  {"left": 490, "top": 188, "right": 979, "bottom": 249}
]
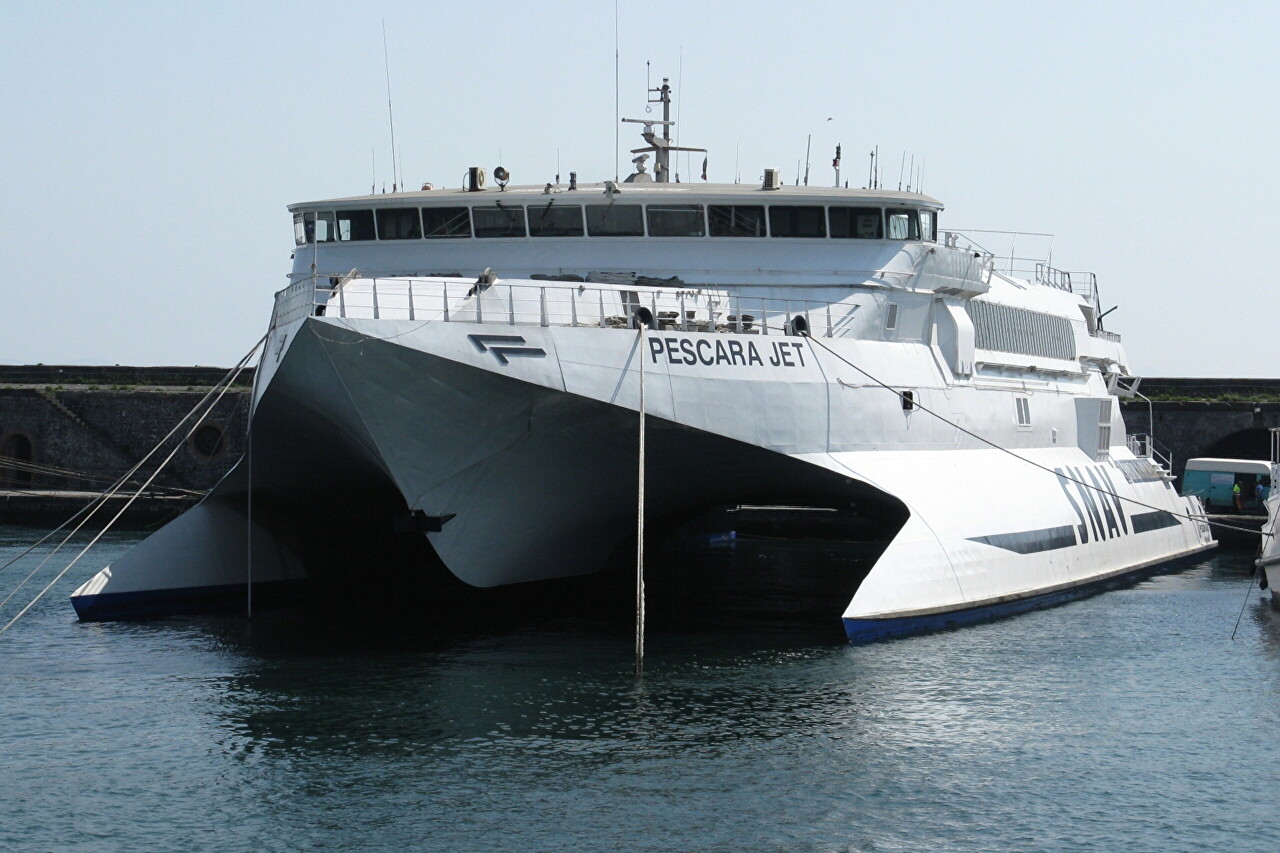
[
  {"left": 1127, "top": 432, "right": 1174, "bottom": 474},
  {"left": 279, "top": 277, "right": 869, "bottom": 339}
]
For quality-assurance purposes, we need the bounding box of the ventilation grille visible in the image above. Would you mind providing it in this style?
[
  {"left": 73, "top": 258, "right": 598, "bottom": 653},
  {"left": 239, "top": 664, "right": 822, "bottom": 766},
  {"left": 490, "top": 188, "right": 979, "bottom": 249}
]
[{"left": 966, "top": 300, "right": 1076, "bottom": 361}]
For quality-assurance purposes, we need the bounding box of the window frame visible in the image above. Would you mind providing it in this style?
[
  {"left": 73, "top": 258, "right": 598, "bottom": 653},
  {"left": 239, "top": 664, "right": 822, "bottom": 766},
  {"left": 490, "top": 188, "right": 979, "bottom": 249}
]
[
  {"left": 885, "top": 208, "right": 922, "bottom": 241},
  {"left": 829, "top": 206, "right": 885, "bottom": 240},
  {"left": 768, "top": 205, "right": 827, "bottom": 239},
  {"left": 645, "top": 204, "right": 707, "bottom": 238},
  {"left": 375, "top": 206, "right": 423, "bottom": 241},
  {"left": 471, "top": 203, "right": 528, "bottom": 239},
  {"left": 585, "top": 203, "right": 646, "bottom": 237},
  {"left": 421, "top": 206, "right": 473, "bottom": 239},
  {"left": 335, "top": 209, "right": 377, "bottom": 242},
  {"left": 527, "top": 201, "right": 586, "bottom": 237},
  {"left": 708, "top": 204, "right": 767, "bottom": 238}
]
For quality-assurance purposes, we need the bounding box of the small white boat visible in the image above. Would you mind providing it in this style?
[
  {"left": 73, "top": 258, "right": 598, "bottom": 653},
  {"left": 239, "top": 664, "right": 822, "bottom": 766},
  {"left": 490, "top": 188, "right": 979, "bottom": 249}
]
[{"left": 1256, "top": 430, "right": 1280, "bottom": 599}]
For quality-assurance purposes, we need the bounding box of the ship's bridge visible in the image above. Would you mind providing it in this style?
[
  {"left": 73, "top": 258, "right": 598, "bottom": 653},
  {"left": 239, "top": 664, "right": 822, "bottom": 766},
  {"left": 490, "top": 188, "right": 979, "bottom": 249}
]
[{"left": 287, "top": 183, "right": 950, "bottom": 288}]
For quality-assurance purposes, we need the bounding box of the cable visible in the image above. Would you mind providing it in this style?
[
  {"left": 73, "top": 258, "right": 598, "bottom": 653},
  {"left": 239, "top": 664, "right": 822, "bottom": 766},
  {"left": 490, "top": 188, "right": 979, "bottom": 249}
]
[
  {"left": 802, "top": 332, "right": 1261, "bottom": 539},
  {"left": 0, "top": 339, "right": 264, "bottom": 635}
]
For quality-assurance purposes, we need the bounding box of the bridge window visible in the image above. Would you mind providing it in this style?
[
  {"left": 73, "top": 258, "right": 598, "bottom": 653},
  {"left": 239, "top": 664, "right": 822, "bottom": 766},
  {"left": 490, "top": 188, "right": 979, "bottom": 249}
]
[
  {"left": 647, "top": 204, "right": 706, "bottom": 237},
  {"left": 919, "top": 210, "right": 936, "bottom": 242},
  {"left": 336, "top": 209, "right": 376, "bottom": 241},
  {"left": 586, "top": 204, "right": 644, "bottom": 236},
  {"left": 472, "top": 204, "right": 527, "bottom": 238},
  {"left": 708, "top": 205, "right": 766, "bottom": 237},
  {"left": 293, "top": 211, "right": 338, "bottom": 245},
  {"left": 886, "top": 208, "right": 921, "bottom": 240},
  {"left": 422, "top": 207, "right": 472, "bottom": 238},
  {"left": 376, "top": 207, "right": 422, "bottom": 240},
  {"left": 769, "top": 206, "right": 826, "bottom": 238},
  {"left": 528, "top": 203, "right": 585, "bottom": 237},
  {"left": 829, "top": 206, "right": 883, "bottom": 239}
]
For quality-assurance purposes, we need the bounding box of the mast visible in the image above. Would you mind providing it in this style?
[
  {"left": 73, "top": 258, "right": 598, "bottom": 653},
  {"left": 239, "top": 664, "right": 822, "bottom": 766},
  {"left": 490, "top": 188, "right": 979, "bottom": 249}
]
[
  {"left": 622, "top": 75, "right": 703, "bottom": 184},
  {"left": 655, "top": 77, "right": 671, "bottom": 182}
]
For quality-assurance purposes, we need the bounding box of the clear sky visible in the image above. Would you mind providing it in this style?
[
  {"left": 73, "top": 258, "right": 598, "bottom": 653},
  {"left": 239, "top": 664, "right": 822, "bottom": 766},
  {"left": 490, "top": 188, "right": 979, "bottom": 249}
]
[{"left": 2, "top": 0, "right": 1276, "bottom": 376}]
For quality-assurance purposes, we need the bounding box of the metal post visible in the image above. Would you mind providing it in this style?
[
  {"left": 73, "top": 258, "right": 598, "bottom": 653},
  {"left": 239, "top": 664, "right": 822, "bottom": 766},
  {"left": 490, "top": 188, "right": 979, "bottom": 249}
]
[
  {"left": 571, "top": 289, "right": 578, "bottom": 327},
  {"left": 636, "top": 325, "right": 646, "bottom": 677},
  {"left": 443, "top": 283, "right": 450, "bottom": 322},
  {"left": 372, "top": 280, "right": 380, "bottom": 320},
  {"left": 540, "top": 287, "right": 548, "bottom": 327},
  {"left": 508, "top": 285, "right": 515, "bottom": 325},
  {"left": 408, "top": 280, "right": 415, "bottom": 321}
]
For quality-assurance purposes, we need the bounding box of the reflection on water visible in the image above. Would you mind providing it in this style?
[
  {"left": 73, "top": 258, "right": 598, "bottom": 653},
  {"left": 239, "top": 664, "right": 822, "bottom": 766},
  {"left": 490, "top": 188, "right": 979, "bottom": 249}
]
[{"left": 0, "top": 526, "right": 1277, "bottom": 852}]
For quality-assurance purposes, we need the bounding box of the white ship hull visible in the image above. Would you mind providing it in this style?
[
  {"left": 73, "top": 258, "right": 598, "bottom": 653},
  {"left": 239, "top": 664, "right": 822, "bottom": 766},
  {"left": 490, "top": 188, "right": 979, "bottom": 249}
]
[
  {"left": 71, "top": 297, "right": 1214, "bottom": 639},
  {"left": 1259, "top": 485, "right": 1280, "bottom": 604}
]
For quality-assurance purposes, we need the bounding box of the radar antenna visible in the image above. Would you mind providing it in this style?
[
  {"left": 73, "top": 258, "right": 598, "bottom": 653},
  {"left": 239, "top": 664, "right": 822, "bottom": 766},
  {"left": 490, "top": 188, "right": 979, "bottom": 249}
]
[{"left": 621, "top": 76, "right": 706, "bottom": 183}]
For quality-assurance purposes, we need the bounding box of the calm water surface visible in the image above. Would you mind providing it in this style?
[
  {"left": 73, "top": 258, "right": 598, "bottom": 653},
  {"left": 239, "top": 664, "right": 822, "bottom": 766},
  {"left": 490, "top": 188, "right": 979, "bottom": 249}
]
[{"left": 1, "top": 524, "right": 1277, "bottom": 852}]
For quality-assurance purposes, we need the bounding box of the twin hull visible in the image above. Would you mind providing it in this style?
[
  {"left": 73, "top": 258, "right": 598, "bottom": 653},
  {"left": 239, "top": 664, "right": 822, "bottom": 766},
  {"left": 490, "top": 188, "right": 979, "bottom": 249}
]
[{"left": 70, "top": 313, "right": 1214, "bottom": 639}]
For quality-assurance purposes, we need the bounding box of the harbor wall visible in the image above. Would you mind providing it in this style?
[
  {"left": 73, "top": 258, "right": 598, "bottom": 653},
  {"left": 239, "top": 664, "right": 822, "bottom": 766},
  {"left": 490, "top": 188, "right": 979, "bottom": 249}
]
[{"left": 0, "top": 367, "right": 251, "bottom": 496}]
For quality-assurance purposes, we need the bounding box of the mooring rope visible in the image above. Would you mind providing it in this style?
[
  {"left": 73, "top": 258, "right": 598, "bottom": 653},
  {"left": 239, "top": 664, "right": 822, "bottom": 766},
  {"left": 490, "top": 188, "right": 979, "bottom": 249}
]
[
  {"left": 0, "top": 349, "right": 258, "bottom": 581},
  {"left": 0, "top": 337, "right": 265, "bottom": 637},
  {"left": 0, "top": 456, "right": 202, "bottom": 496},
  {"left": 801, "top": 332, "right": 1267, "bottom": 539}
]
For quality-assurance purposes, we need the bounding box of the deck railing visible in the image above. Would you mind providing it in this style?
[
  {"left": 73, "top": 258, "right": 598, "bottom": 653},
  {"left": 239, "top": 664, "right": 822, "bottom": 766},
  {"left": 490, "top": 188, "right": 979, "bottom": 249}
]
[
  {"left": 274, "top": 277, "right": 866, "bottom": 339},
  {"left": 1127, "top": 432, "right": 1174, "bottom": 474}
]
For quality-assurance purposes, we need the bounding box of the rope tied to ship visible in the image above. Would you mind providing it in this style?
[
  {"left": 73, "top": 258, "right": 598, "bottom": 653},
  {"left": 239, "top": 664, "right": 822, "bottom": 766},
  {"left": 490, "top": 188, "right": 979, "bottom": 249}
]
[
  {"left": 800, "top": 331, "right": 1270, "bottom": 541},
  {"left": 0, "top": 336, "right": 266, "bottom": 638}
]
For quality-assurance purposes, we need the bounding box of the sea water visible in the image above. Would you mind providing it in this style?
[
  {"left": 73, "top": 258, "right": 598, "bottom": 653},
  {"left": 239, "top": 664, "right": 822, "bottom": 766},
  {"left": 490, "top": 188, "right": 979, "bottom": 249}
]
[{"left": 0, "top": 525, "right": 1276, "bottom": 852}]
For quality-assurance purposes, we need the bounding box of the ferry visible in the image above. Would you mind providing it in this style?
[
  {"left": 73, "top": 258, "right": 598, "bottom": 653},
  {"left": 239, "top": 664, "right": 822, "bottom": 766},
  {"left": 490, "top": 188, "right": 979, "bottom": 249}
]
[{"left": 70, "top": 81, "right": 1215, "bottom": 640}]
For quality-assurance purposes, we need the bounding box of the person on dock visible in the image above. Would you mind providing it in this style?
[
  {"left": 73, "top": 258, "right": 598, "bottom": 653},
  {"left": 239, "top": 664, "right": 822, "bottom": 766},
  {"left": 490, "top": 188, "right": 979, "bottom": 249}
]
[{"left": 1233, "top": 481, "right": 1243, "bottom": 512}]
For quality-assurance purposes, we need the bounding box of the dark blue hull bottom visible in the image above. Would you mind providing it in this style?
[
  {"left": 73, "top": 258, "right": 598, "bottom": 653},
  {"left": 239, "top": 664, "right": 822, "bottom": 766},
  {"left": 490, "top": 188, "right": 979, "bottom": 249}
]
[
  {"left": 843, "top": 549, "right": 1212, "bottom": 643},
  {"left": 71, "top": 579, "right": 310, "bottom": 622}
]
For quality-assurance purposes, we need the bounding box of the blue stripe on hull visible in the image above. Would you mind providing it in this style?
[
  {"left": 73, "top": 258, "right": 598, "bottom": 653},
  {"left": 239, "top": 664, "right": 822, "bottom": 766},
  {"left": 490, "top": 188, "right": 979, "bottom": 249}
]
[
  {"left": 71, "top": 579, "right": 310, "bottom": 622},
  {"left": 843, "top": 550, "right": 1209, "bottom": 643}
]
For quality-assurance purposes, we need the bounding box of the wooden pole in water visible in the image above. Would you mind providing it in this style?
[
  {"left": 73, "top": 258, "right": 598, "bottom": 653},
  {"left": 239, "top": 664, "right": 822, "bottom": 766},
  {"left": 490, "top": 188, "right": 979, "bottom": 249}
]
[{"left": 636, "top": 325, "right": 646, "bottom": 677}]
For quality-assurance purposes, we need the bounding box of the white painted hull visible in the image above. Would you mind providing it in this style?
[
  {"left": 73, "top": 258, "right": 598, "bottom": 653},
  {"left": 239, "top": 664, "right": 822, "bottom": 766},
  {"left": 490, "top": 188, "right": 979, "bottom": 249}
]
[
  {"left": 71, "top": 306, "right": 1214, "bottom": 638},
  {"left": 1259, "top": 490, "right": 1280, "bottom": 604}
]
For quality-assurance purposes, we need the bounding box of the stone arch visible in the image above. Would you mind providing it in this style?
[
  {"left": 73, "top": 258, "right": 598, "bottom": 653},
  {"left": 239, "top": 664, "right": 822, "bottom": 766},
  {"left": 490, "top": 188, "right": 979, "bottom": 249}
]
[
  {"left": 0, "top": 431, "right": 35, "bottom": 486},
  {"left": 1202, "top": 428, "right": 1272, "bottom": 461},
  {"left": 187, "top": 422, "right": 226, "bottom": 460}
]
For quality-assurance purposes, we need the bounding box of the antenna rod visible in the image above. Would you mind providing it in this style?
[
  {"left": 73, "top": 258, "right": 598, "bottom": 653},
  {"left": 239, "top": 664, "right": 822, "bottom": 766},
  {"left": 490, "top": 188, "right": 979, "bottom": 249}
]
[
  {"left": 614, "top": 0, "right": 620, "bottom": 183},
  {"left": 382, "top": 20, "right": 398, "bottom": 191},
  {"left": 907, "top": 154, "right": 914, "bottom": 192},
  {"left": 898, "top": 152, "right": 906, "bottom": 191},
  {"left": 803, "top": 134, "right": 811, "bottom": 186},
  {"left": 833, "top": 143, "right": 841, "bottom": 188}
]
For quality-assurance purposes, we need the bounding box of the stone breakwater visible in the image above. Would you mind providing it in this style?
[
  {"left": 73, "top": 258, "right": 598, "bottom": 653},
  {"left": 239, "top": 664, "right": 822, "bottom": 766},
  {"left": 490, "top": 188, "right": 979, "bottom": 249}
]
[{"left": 1, "top": 366, "right": 253, "bottom": 519}]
